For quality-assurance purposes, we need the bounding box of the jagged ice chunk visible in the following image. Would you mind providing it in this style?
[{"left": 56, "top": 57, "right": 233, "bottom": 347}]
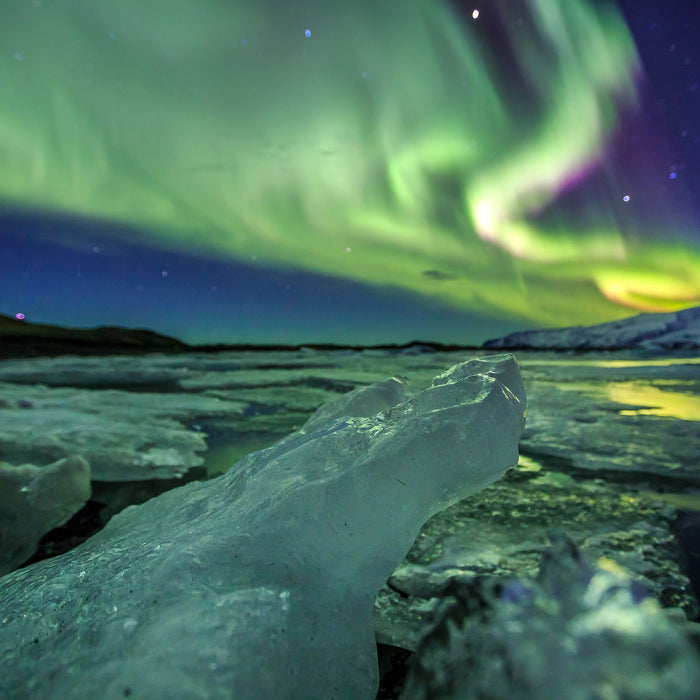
[{"left": 0, "top": 354, "right": 525, "bottom": 699}]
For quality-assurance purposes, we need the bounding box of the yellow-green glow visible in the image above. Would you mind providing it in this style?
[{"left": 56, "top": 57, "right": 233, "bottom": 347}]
[
  {"left": 643, "top": 492, "right": 700, "bottom": 512},
  {"left": 593, "top": 246, "right": 700, "bottom": 311},
  {"left": 521, "top": 358, "right": 700, "bottom": 368},
  {"left": 552, "top": 376, "right": 700, "bottom": 421},
  {"left": 606, "top": 383, "right": 700, "bottom": 421},
  {"left": 1, "top": 0, "right": 699, "bottom": 326}
]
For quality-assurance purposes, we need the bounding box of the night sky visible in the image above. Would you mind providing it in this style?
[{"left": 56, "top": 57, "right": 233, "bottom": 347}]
[{"left": 0, "top": 0, "right": 698, "bottom": 346}]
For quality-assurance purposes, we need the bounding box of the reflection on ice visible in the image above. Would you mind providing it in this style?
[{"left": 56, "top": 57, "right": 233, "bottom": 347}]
[
  {"left": 606, "top": 383, "right": 700, "bottom": 421},
  {"left": 0, "top": 347, "right": 698, "bottom": 698},
  {"left": 516, "top": 353, "right": 699, "bottom": 479},
  {"left": 519, "top": 357, "right": 700, "bottom": 368},
  {"left": 593, "top": 358, "right": 700, "bottom": 368},
  {"left": 644, "top": 492, "right": 700, "bottom": 512}
]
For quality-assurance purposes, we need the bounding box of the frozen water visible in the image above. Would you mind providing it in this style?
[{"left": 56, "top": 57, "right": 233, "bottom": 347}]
[
  {"left": 302, "top": 375, "right": 407, "bottom": 432},
  {"left": 0, "top": 347, "right": 697, "bottom": 696},
  {"left": 0, "top": 381, "right": 243, "bottom": 480},
  {"left": 0, "top": 456, "right": 90, "bottom": 575},
  {"left": 374, "top": 468, "right": 699, "bottom": 651},
  {"left": 400, "top": 535, "right": 700, "bottom": 700},
  {"left": 516, "top": 356, "right": 700, "bottom": 479},
  {"left": 0, "top": 355, "right": 525, "bottom": 700},
  {"left": 0, "top": 348, "right": 697, "bottom": 584},
  {"left": 0, "top": 380, "right": 243, "bottom": 571}
]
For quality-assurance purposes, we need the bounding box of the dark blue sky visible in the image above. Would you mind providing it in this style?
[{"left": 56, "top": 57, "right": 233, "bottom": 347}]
[
  {"left": 0, "top": 210, "right": 520, "bottom": 344},
  {"left": 1, "top": 0, "right": 697, "bottom": 345}
]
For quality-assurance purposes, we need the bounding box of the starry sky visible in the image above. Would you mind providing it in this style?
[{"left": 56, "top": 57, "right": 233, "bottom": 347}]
[{"left": 0, "top": 0, "right": 698, "bottom": 346}]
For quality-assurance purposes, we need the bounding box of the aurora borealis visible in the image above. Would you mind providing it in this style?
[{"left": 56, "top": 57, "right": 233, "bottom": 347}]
[{"left": 1, "top": 0, "right": 698, "bottom": 344}]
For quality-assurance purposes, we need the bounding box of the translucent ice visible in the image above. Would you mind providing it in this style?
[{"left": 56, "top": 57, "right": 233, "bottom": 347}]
[
  {"left": 401, "top": 534, "right": 700, "bottom": 700},
  {"left": 0, "top": 457, "right": 90, "bottom": 576},
  {"left": 0, "top": 355, "right": 525, "bottom": 700},
  {"left": 0, "top": 456, "right": 90, "bottom": 575}
]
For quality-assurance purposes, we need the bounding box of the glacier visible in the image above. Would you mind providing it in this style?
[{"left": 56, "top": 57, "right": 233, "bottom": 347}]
[
  {"left": 483, "top": 305, "right": 700, "bottom": 351},
  {"left": 0, "top": 355, "right": 525, "bottom": 700}
]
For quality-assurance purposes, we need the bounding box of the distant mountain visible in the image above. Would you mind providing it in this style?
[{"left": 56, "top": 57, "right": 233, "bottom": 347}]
[
  {"left": 0, "top": 314, "right": 192, "bottom": 359},
  {"left": 482, "top": 306, "right": 700, "bottom": 351},
  {"left": 0, "top": 314, "right": 482, "bottom": 360}
]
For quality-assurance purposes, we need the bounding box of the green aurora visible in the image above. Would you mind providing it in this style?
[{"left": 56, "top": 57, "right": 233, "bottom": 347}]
[{"left": 1, "top": 0, "right": 699, "bottom": 327}]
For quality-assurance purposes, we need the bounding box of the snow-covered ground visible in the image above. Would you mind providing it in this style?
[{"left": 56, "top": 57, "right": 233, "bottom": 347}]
[
  {"left": 0, "top": 348, "right": 698, "bottom": 698},
  {"left": 484, "top": 305, "right": 700, "bottom": 350}
]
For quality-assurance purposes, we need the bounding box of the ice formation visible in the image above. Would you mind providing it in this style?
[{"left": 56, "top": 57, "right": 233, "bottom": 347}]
[
  {"left": 400, "top": 535, "right": 700, "bottom": 700},
  {"left": 0, "top": 382, "right": 239, "bottom": 480},
  {"left": 0, "top": 355, "right": 525, "bottom": 700},
  {"left": 0, "top": 456, "right": 90, "bottom": 575}
]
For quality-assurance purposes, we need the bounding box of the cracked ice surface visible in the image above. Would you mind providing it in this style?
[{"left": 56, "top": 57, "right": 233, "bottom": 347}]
[
  {"left": 0, "top": 348, "right": 697, "bottom": 586},
  {"left": 0, "top": 355, "right": 525, "bottom": 700},
  {"left": 0, "top": 383, "right": 245, "bottom": 480},
  {"left": 0, "top": 377, "right": 247, "bottom": 572}
]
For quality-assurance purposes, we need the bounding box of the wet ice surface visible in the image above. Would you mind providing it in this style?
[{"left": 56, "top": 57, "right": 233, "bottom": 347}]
[
  {"left": 1, "top": 349, "right": 697, "bottom": 483},
  {"left": 0, "top": 356, "right": 526, "bottom": 700},
  {"left": 398, "top": 534, "right": 700, "bottom": 700},
  {"left": 375, "top": 351, "right": 700, "bottom": 660},
  {"left": 517, "top": 355, "right": 700, "bottom": 481},
  {"left": 0, "top": 349, "right": 699, "bottom": 678}
]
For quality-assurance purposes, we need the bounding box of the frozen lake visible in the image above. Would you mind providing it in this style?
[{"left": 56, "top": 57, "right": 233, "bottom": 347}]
[
  {"left": 2, "top": 348, "right": 697, "bottom": 483},
  {"left": 1, "top": 348, "right": 698, "bottom": 696},
  {"left": 2, "top": 346, "right": 698, "bottom": 582}
]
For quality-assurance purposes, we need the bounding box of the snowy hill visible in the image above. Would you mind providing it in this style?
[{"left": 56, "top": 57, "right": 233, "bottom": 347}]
[{"left": 483, "top": 306, "right": 700, "bottom": 351}]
